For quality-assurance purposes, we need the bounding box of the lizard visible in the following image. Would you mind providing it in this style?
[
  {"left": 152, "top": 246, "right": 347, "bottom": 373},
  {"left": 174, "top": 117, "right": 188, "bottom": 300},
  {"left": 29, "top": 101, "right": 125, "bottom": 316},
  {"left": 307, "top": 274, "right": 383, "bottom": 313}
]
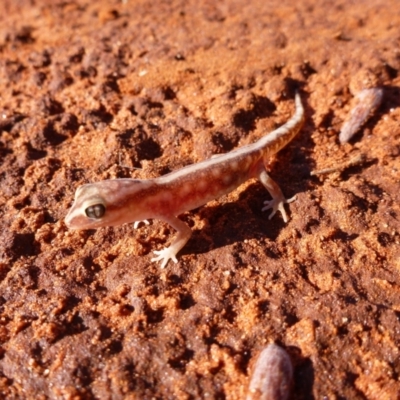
[{"left": 65, "top": 92, "right": 304, "bottom": 268}]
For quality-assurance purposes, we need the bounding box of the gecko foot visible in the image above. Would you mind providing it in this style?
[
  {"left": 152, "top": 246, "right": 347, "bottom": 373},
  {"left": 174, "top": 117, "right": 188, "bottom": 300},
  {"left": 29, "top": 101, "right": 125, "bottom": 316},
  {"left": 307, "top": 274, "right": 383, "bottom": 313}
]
[
  {"left": 262, "top": 195, "right": 296, "bottom": 223},
  {"left": 151, "top": 247, "right": 178, "bottom": 269},
  {"left": 133, "top": 220, "right": 150, "bottom": 229}
]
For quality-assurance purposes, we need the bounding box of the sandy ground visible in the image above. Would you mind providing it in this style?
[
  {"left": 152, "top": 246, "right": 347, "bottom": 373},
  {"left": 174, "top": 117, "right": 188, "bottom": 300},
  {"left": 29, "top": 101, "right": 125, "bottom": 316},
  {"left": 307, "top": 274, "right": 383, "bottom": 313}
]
[{"left": 0, "top": 0, "right": 399, "bottom": 398}]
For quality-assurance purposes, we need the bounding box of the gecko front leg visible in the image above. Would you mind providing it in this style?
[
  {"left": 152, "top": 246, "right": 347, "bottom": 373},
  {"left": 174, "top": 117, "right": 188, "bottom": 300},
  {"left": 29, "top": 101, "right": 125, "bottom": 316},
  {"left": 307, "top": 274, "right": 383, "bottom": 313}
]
[{"left": 151, "top": 216, "right": 192, "bottom": 268}]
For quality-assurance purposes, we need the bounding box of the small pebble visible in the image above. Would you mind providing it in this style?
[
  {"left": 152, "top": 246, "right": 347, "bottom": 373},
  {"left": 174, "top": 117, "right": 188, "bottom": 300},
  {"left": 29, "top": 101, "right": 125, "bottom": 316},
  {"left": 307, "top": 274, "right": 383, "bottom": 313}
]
[
  {"left": 247, "top": 343, "right": 293, "bottom": 400},
  {"left": 339, "top": 87, "right": 383, "bottom": 144}
]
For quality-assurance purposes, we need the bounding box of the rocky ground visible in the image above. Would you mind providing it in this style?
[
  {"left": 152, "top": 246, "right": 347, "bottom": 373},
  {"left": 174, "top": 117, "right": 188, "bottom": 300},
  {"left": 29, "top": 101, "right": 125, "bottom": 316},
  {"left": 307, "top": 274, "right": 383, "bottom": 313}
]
[{"left": 0, "top": 0, "right": 399, "bottom": 398}]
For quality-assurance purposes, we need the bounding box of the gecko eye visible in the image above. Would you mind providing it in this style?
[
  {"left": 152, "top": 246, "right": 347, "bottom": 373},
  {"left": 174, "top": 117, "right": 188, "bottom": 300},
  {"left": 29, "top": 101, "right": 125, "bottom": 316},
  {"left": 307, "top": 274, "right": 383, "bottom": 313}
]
[{"left": 85, "top": 204, "right": 106, "bottom": 219}]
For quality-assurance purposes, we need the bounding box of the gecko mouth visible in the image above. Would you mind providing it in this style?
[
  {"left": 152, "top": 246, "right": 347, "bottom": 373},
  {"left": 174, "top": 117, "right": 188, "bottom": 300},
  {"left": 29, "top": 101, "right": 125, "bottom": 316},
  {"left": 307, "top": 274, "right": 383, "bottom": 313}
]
[{"left": 64, "top": 211, "right": 105, "bottom": 229}]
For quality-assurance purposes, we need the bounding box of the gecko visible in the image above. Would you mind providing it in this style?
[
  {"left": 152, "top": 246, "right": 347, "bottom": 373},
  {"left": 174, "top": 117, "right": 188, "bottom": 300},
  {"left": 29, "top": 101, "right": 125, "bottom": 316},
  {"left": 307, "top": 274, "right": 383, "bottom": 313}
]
[{"left": 65, "top": 92, "right": 304, "bottom": 268}]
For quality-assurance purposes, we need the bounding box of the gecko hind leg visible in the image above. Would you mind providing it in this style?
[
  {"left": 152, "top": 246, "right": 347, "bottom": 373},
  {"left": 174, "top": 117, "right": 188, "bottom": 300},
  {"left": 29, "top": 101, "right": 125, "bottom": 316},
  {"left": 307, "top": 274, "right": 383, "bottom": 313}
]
[{"left": 258, "top": 169, "right": 296, "bottom": 223}]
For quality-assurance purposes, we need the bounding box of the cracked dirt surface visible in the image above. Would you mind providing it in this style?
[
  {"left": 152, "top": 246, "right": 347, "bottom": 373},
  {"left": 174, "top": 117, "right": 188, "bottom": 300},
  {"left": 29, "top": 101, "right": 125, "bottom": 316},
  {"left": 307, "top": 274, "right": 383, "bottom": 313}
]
[{"left": 0, "top": 0, "right": 400, "bottom": 399}]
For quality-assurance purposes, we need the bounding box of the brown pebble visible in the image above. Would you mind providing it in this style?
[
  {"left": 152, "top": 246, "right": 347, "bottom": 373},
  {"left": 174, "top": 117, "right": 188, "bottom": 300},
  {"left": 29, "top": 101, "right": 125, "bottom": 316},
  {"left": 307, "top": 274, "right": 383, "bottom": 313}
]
[
  {"left": 247, "top": 343, "right": 293, "bottom": 400},
  {"left": 339, "top": 87, "right": 383, "bottom": 144}
]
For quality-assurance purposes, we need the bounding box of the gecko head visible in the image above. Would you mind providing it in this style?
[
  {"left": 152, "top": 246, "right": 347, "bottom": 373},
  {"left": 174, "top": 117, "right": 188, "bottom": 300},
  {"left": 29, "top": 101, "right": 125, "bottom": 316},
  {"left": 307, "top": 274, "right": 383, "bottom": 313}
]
[{"left": 65, "top": 180, "right": 148, "bottom": 230}]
